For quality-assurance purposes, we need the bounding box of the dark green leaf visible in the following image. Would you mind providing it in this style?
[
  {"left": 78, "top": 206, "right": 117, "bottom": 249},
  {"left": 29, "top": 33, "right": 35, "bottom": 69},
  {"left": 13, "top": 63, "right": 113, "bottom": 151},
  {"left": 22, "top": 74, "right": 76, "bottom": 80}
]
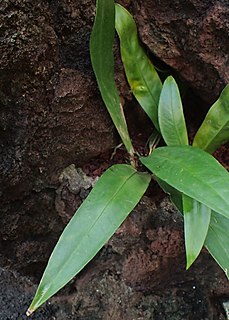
[
  {"left": 193, "top": 84, "right": 229, "bottom": 153},
  {"left": 140, "top": 145, "right": 229, "bottom": 218},
  {"left": 183, "top": 195, "right": 211, "bottom": 269},
  {"left": 157, "top": 179, "right": 229, "bottom": 276},
  {"left": 158, "top": 76, "right": 188, "bottom": 146},
  {"left": 205, "top": 211, "right": 229, "bottom": 279},
  {"left": 27, "top": 165, "right": 151, "bottom": 314},
  {"left": 115, "top": 4, "right": 162, "bottom": 131},
  {"left": 90, "top": 0, "right": 134, "bottom": 155},
  {"left": 156, "top": 178, "right": 183, "bottom": 212}
]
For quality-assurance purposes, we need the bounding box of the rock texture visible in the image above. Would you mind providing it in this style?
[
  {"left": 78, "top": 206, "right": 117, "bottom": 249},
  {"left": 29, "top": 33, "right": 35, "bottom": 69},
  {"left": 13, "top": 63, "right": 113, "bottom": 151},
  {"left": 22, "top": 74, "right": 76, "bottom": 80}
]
[
  {"left": 130, "top": 0, "right": 229, "bottom": 103},
  {"left": 0, "top": 0, "right": 116, "bottom": 273},
  {"left": 0, "top": 0, "right": 229, "bottom": 319},
  {"left": 0, "top": 197, "right": 228, "bottom": 319}
]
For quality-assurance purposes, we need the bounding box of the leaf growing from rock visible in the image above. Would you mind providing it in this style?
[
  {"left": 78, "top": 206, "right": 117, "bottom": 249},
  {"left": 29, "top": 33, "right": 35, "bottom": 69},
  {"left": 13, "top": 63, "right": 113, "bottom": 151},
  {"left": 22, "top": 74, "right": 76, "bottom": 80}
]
[
  {"left": 140, "top": 146, "right": 229, "bottom": 218},
  {"left": 193, "top": 84, "right": 229, "bottom": 153},
  {"left": 158, "top": 76, "right": 188, "bottom": 146},
  {"left": 90, "top": 0, "right": 134, "bottom": 155},
  {"left": 183, "top": 195, "right": 211, "bottom": 269},
  {"left": 27, "top": 164, "right": 151, "bottom": 314},
  {"left": 115, "top": 4, "right": 162, "bottom": 131},
  {"left": 205, "top": 210, "right": 229, "bottom": 279}
]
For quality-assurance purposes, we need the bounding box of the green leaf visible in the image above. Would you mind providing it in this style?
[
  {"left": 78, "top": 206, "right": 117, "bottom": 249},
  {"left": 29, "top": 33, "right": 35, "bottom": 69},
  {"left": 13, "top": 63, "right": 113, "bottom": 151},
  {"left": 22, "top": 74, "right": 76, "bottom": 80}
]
[
  {"left": 156, "top": 178, "right": 183, "bottom": 212},
  {"left": 90, "top": 0, "right": 134, "bottom": 155},
  {"left": 205, "top": 211, "right": 229, "bottom": 279},
  {"left": 27, "top": 165, "right": 151, "bottom": 315},
  {"left": 193, "top": 84, "right": 229, "bottom": 153},
  {"left": 183, "top": 195, "right": 211, "bottom": 269},
  {"left": 115, "top": 4, "right": 162, "bottom": 131},
  {"left": 140, "top": 145, "right": 229, "bottom": 218},
  {"left": 158, "top": 76, "right": 188, "bottom": 146}
]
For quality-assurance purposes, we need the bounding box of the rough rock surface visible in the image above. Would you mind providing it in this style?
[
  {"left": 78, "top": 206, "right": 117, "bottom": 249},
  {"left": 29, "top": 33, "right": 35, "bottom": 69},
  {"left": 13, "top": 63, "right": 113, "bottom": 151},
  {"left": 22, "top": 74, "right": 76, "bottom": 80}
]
[
  {"left": 1, "top": 197, "right": 228, "bottom": 319},
  {"left": 130, "top": 0, "right": 229, "bottom": 103},
  {"left": 0, "top": 0, "right": 229, "bottom": 319},
  {"left": 0, "top": 0, "right": 116, "bottom": 274}
]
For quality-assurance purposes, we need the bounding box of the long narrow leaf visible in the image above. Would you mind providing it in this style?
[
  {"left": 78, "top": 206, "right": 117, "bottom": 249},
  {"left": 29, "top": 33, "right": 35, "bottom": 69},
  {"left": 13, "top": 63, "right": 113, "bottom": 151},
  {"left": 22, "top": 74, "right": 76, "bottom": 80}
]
[
  {"left": 158, "top": 76, "right": 188, "bottom": 146},
  {"left": 90, "top": 0, "right": 134, "bottom": 155},
  {"left": 140, "top": 146, "right": 229, "bottom": 218},
  {"left": 157, "top": 179, "right": 229, "bottom": 276},
  {"left": 193, "top": 84, "right": 229, "bottom": 153},
  {"left": 205, "top": 211, "right": 229, "bottom": 279},
  {"left": 115, "top": 4, "right": 162, "bottom": 131},
  {"left": 27, "top": 164, "right": 151, "bottom": 315},
  {"left": 183, "top": 195, "right": 211, "bottom": 269}
]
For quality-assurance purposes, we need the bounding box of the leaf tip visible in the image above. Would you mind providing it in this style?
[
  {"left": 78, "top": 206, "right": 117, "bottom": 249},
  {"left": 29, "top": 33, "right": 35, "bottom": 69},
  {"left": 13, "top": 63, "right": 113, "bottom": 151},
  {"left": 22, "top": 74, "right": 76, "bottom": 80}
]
[
  {"left": 186, "top": 254, "right": 196, "bottom": 270},
  {"left": 26, "top": 307, "right": 34, "bottom": 317}
]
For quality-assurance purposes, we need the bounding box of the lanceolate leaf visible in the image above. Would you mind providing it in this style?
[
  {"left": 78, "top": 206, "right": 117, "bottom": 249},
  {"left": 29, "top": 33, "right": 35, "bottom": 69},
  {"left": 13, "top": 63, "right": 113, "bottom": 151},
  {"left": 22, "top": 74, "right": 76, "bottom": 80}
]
[
  {"left": 205, "top": 211, "right": 229, "bottom": 279},
  {"left": 193, "top": 84, "right": 229, "bottom": 154},
  {"left": 115, "top": 4, "right": 162, "bottom": 131},
  {"left": 158, "top": 76, "right": 188, "bottom": 146},
  {"left": 183, "top": 195, "right": 211, "bottom": 269},
  {"left": 90, "top": 0, "right": 134, "bottom": 155},
  {"left": 27, "top": 165, "right": 151, "bottom": 315},
  {"left": 156, "top": 180, "right": 229, "bottom": 276},
  {"left": 157, "top": 178, "right": 229, "bottom": 276},
  {"left": 140, "top": 146, "right": 229, "bottom": 218}
]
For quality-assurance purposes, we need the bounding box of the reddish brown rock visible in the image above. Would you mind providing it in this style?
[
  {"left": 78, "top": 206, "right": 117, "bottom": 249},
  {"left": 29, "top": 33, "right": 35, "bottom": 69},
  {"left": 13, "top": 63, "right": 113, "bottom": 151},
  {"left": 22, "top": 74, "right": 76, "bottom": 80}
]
[{"left": 129, "top": 0, "right": 229, "bottom": 103}]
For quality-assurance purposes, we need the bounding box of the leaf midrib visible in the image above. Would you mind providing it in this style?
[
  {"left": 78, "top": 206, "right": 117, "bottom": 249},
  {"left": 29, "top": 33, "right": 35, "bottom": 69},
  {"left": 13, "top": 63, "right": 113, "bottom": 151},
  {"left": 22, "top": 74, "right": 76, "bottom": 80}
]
[
  {"left": 40, "top": 169, "right": 137, "bottom": 300},
  {"left": 169, "top": 83, "right": 187, "bottom": 146},
  {"left": 146, "top": 153, "right": 228, "bottom": 215},
  {"left": 195, "top": 118, "right": 229, "bottom": 151}
]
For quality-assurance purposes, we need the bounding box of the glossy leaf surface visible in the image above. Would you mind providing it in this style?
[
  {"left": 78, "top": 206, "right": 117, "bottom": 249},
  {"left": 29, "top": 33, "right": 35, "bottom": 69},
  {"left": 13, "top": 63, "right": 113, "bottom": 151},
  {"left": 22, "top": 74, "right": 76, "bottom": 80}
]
[
  {"left": 158, "top": 76, "right": 188, "bottom": 146},
  {"left": 140, "top": 146, "right": 229, "bottom": 218},
  {"left": 183, "top": 195, "right": 211, "bottom": 269},
  {"left": 27, "top": 165, "right": 151, "bottom": 314},
  {"left": 193, "top": 84, "right": 229, "bottom": 153},
  {"left": 115, "top": 4, "right": 162, "bottom": 131},
  {"left": 90, "top": 0, "right": 134, "bottom": 155},
  {"left": 205, "top": 211, "right": 229, "bottom": 279}
]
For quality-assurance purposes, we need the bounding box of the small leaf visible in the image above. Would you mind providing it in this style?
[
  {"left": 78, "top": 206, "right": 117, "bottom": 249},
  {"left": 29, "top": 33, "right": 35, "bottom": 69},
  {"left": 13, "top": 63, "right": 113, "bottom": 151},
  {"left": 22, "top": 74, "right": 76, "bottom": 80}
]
[
  {"left": 27, "top": 164, "right": 151, "bottom": 314},
  {"left": 205, "top": 211, "right": 229, "bottom": 279},
  {"left": 115, "top": 4, "right": 162, "bottom": 131},
  {"left": 140, "top": 145, "right": 229, "bottom": 218},
  {"left": 193, "top": 84, "right": 229, "bottom": 153},
  {"left": 90, "top": 0, "right": 134, "bottom": 155},
  {"left": 158, "top": 76, "right": 188, "bottom": 146},
  {"left": 183, "top": 195, "right": 211, "bottom": 269}
]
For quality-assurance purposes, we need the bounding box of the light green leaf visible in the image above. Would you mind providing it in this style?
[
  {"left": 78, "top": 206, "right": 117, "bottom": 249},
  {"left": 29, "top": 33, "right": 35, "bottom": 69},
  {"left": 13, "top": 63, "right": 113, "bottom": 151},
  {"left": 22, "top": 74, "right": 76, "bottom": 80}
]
[
  {"left": 158, "top": 76, "right": 188, "bottom": 146},
  {"left": 183, "top": 195, "right": 211, "bottom": 269},
  {"left": 193, "top": 84, "right": 229, "bottom": 153},
  {"left": 140, "top": 145, "right": 229, "bottom": 218},
  {"left": 27, "top": 164, "right": 151, "bottom": 315},
  {"left": 115, "top": 4, "right": 162, "bottom": 131},
  {"left": 205, "top": 211, "right": 229, "bottom": 279},
  {"left": 90, "top": 0, "right": 134, "bottom": 155}
]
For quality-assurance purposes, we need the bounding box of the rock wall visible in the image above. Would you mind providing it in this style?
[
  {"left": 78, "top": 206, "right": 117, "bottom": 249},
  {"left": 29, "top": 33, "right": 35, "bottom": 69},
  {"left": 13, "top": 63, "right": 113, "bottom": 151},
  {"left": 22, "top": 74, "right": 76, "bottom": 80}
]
[
  {"left": 131, "top": 0, "right": 229, "bottom": 103},
  {"left": 0, "top": 0, "right": 229, "bottom": 319},
  {"left": 0, "top": 0, "right": 116, "bottom": 273}
]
